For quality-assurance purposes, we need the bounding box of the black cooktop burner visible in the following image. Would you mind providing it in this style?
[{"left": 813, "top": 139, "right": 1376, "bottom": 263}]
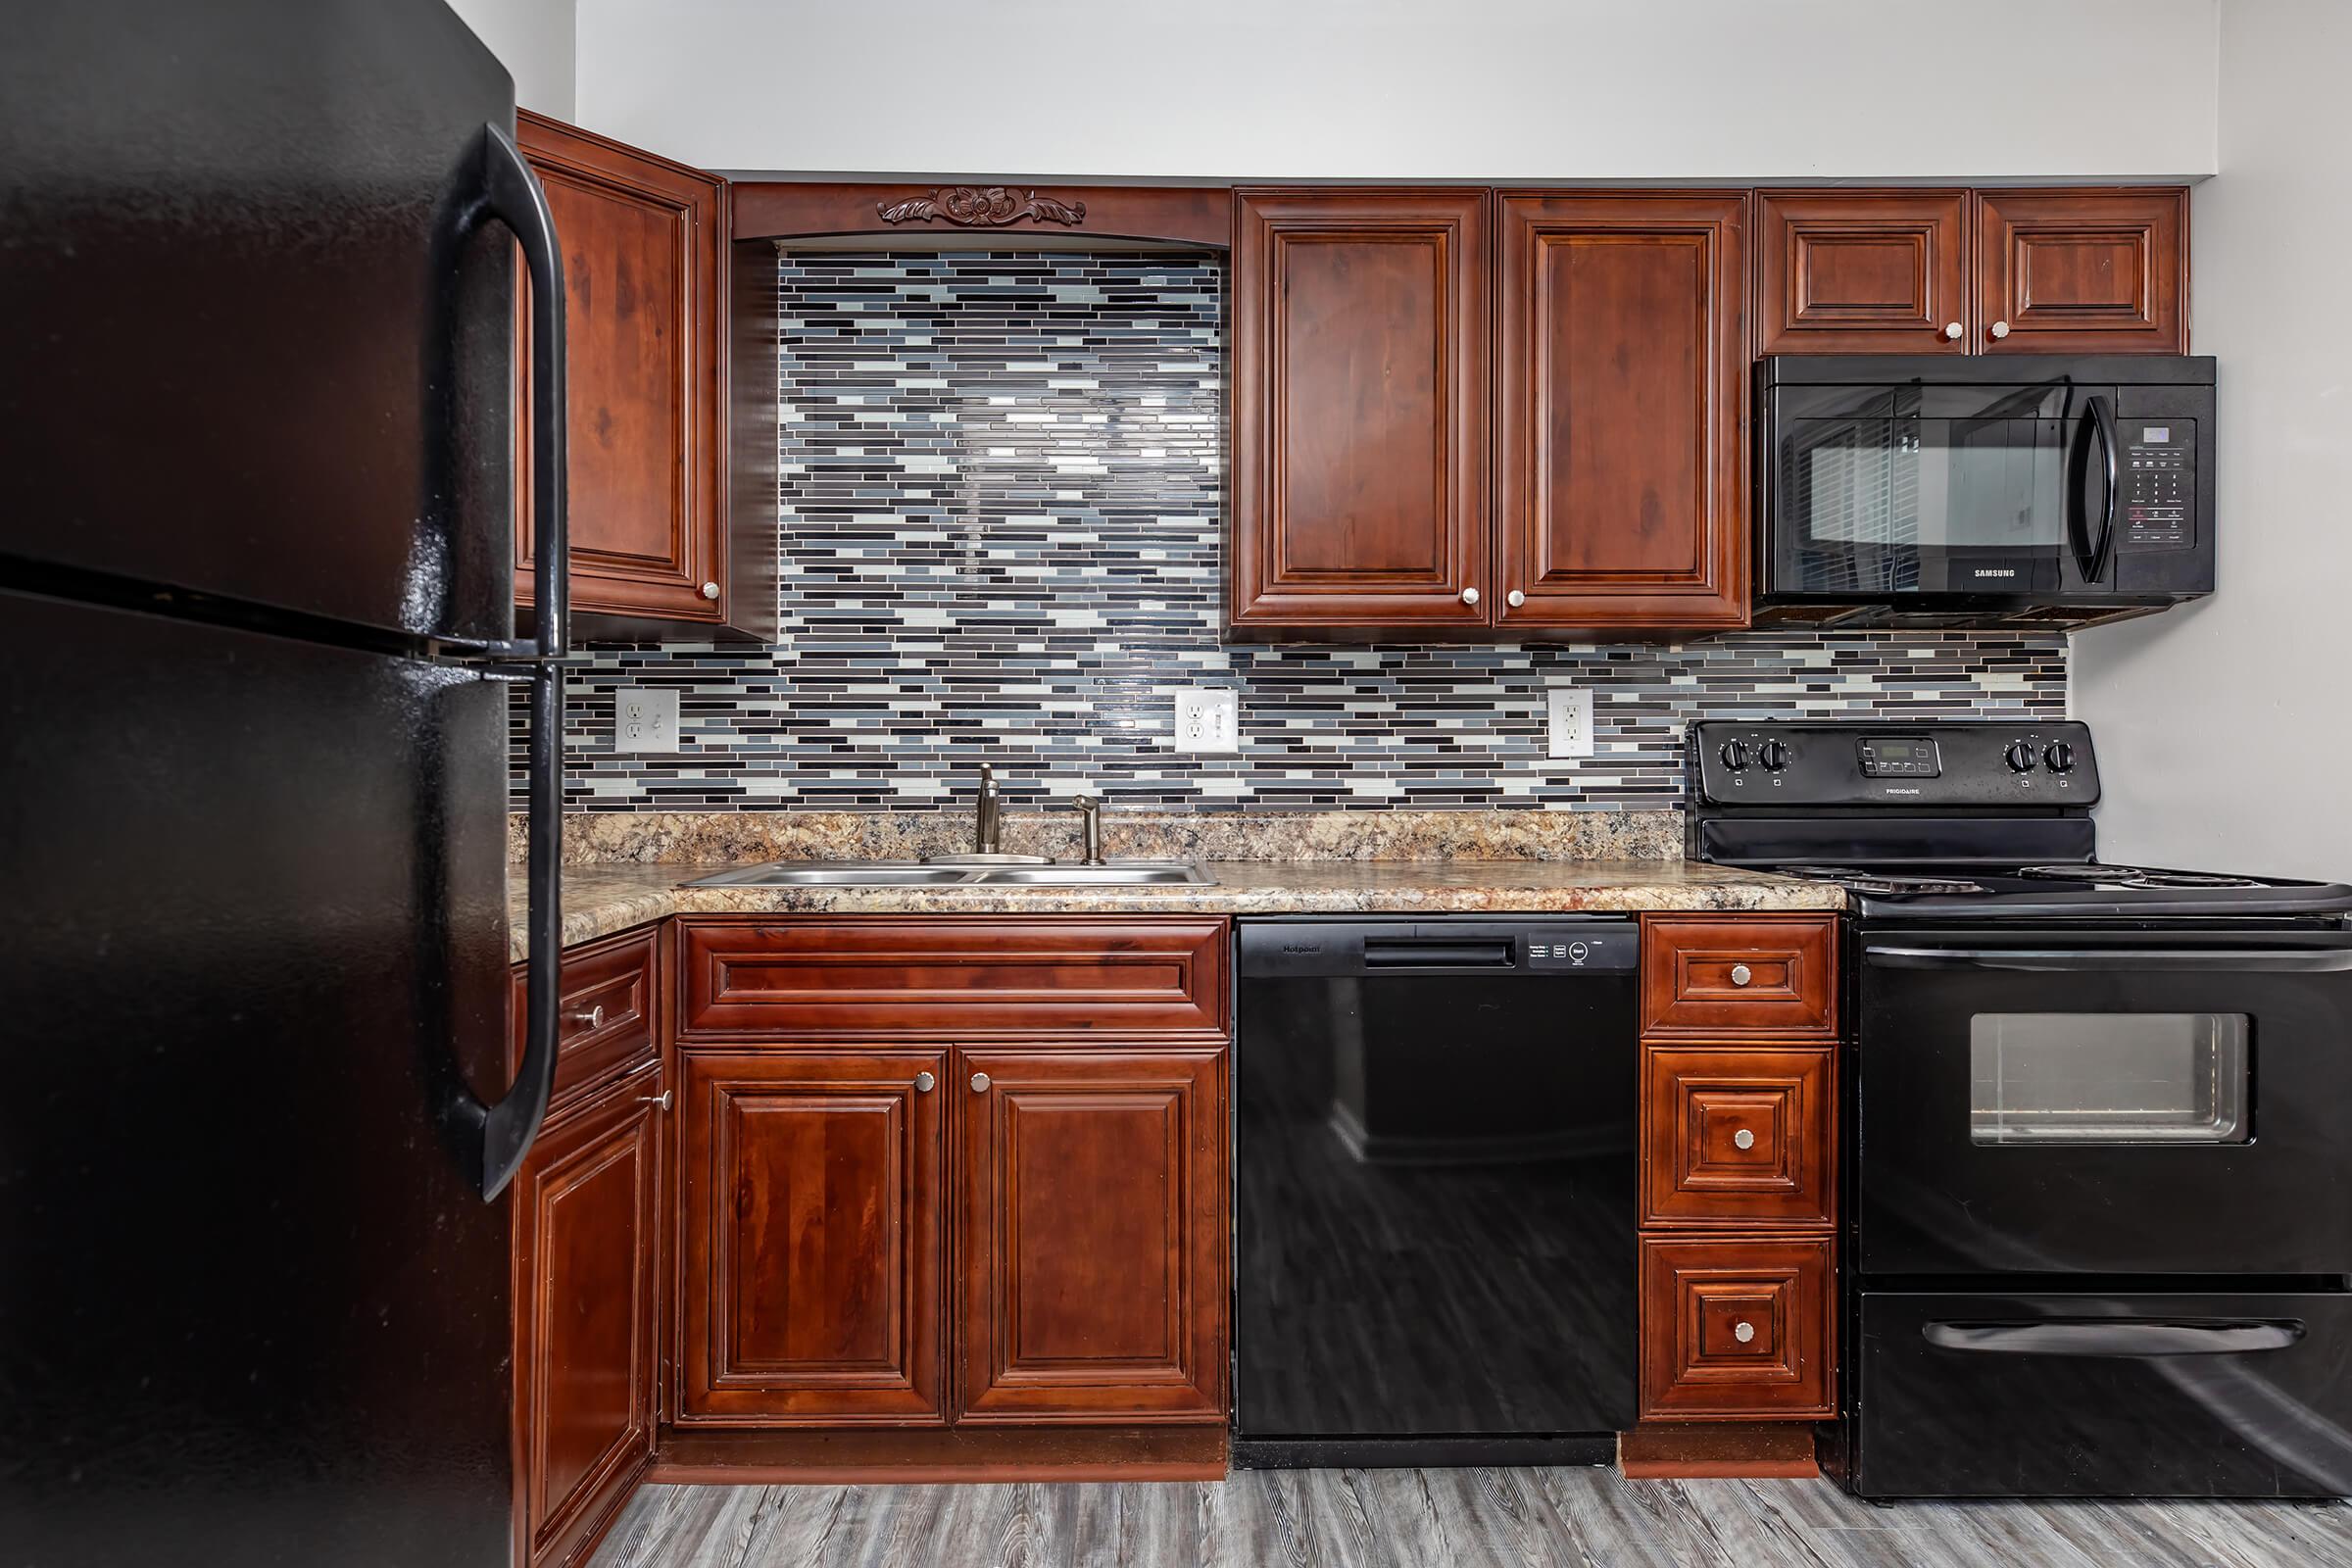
[
  {"left": 1769, "top": 859, "right": 2352, "bottom": 919},
  {"left": 2013, "top": 863, "right": 2268, "bottom": 890},
  {"left": 1776, "top": 866, "right": 1989, "bottom": 896}
]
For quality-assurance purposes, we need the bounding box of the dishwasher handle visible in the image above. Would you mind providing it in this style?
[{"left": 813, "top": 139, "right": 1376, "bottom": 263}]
[{"left": 1238, "top": 918, "right": 1639, "bottom": 978}]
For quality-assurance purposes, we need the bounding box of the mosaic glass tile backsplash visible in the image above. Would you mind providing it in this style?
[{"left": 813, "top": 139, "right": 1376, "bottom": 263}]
[{"left": 514, "top": 250, "right": 2067, "bottom": 812}]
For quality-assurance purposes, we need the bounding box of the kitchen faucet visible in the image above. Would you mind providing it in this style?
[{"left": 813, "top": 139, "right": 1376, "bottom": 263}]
[
  {"left": 1069, "top": 794, "right": 1104, "bottom": 864},
  {"left": 973, "top": 763, "right": 1002, "bottom": 855}
]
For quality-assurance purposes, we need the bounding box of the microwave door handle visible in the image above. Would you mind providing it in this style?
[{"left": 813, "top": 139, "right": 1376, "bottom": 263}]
[
  {"left": 2085, "top": 393, "right": 2119, "bottom": 578},
  {"left": 1865, "top": 945, "right": 2352, "bottom": 973},
  {"left": 2065, "top": 401, "right": 2098, "bottom": 581},
  {"left": 1925, "top": 1320, "right": 2305, "bottom": 1357}
]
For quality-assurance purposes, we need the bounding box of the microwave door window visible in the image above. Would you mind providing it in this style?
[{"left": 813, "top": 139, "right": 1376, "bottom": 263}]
[{"left": 1784, "top": 410, "right": 2070, "bottom": 595}]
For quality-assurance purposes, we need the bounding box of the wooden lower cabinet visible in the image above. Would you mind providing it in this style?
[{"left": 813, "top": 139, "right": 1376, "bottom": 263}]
[
  {"left": 1639, "top": 1236, "right": 1835, "bottom": 1420},
  {"left": 956, "top": 1049, "right": 1228, "bottom": 1423},
  {"left": 677, "top": 1050, "right": 947, "bottom": 1425},
  {"left": 512, "top": 1060, "right": 663, "bottom": 1568},
  {"left": 1635, "top": 914, "right": 1838, "bottom": 1435}
]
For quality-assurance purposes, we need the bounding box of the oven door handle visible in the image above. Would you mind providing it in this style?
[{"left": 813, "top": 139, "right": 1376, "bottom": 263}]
[
  {"left": 1864, "top": 945, "right": 2352, "bottom": 973},
  {"left": 1925, "top": 1319, "right": 2305, "bottom": 1357}
]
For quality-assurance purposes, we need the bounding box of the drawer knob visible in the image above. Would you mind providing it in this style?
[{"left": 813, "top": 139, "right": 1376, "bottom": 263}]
[
  {"left": 1734, "top": 1320, "right": 1757, "bottom": 1345},
  {"left": 701, "top": 580, "right": 721, "bottom": 599},
  {"left": 1733, "top": 1128, "right": 1756, "bottom": 1151},
  {"left": 970, "top": 1072, "right": 992, "bottom": 1094},
  {"left": 1460, "top": 587, "right": 1481, "bottom": 606},
  {"left": 1506, "top": 589, "right": 1526, "bottom": 608},
  {"left": 1989, "top": 319, "right": 2011, "bottom": 340},
  {"left": 914, "top": 1071, "right": 935, "bottom": 1093},
  {"left": 1942, "top": 320, "right": 1964, "bottom": 340},
  {"left": 1729, "top": 963, "right": 1752, "bottom": 988},
  {"left": 639, "top": 1089, "right": 672, "bottom": 1111},
  {"left": 564, "top": 1004, "right": 607, "bottom": 1030}
]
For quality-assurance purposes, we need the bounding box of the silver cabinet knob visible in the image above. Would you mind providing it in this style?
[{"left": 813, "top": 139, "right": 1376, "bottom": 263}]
[
  {"left": 1505, "top": 589, "right": 1526, "bottom": 608},
  {"left": 969, "top": 1072, "right": 992, "bottom": 1093},
  {"left": 564, "top": 1004, "right": 606, "bottom": 1030},
  {"left": 1734, "top": 1320, "right": 1757, "bottom": 1345},
  {"left": 1942, "top": 321, "right": 1964, "bottom": 340},
  {"left": 1459, "top": 587, "right": 1481, "bottom": 606},
  {"left": 1989, "top": 320, "right": 2011, "bottom": 340},
  {"left": 640, "top": 1089, "right": 672, "bottom": 1110},
  {"left": 913, "top": 1071, "right": 935, "bottom": 1093},
  {"left": 1729, "top": 963, "right": 1753, "bottom": 987},
  {"left": 1733, "top": 1128, "right": 1756, "bottom": 1151},
  {"left": 700, "top": 580, "right": 721, "bottom": 599}
]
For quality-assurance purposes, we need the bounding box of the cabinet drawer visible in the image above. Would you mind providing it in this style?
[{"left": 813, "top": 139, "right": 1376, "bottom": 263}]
[
  {"left": 678, "top": 918, "right": 1229, "bottom": 1040},
  {"left": 512, "top": 927, "right": 659, "bottom": 1110},
  {"left": 1641, "top": 1236, "right": 1834, "bottom": 1419},
  {"left": 1642, "top": 1047, "right": 1834, "bottom": 1227},
  {"left": 1641, "top": 915, "right": 1836, "bottom": 1037}
]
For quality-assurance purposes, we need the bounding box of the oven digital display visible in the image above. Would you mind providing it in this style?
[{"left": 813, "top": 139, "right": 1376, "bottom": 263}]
[{"left": 1859, "top": 737, "right": 1942, "bottom": 777}]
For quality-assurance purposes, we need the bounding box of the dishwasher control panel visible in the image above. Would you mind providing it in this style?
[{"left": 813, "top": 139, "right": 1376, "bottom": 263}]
[
  {"left": 1237, "top": 917, "right": 1640, "bottom": 976},
  {"left": 1524, "top": 930, "right": 1627, "bottom": 969}
]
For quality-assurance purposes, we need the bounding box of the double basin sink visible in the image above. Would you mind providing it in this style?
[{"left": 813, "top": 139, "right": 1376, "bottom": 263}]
[{"left": 682, "top": 859, "right": 1213, "bottom": 889}]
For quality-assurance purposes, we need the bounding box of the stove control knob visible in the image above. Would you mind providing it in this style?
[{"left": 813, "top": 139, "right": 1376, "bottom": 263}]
[
  {"left": 1757, "top": 739, "right": 1790, "bottom": 771},
  {"left": 2004, "top": 741, "right": 2039, "bottom": 773},
  {"left": 2043, "top": 741, "right": 2077, "bottom": 774},
  {"left": 1718, "top": 740, "right": 1749, "bottom": 771}
]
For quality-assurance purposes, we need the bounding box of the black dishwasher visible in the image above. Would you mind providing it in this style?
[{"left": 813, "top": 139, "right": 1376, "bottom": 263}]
[{"left": 1233, "top": 916, "right": 1638, "bottom": 1468}]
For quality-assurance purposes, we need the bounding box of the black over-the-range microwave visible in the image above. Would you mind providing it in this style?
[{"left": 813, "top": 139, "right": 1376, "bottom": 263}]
[{"left": 1753, "top": 356, "right": 2216, "bottom": 628}]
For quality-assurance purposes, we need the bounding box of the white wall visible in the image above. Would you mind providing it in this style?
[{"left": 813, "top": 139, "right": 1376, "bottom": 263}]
[
  {"left": 573, "top": 0, "right": 2217, "bottom": 178},
  {"left": 447, "top": 0, "right": 577, "bottom": 119},
  {"left": 2072, "top": 0, "right": 2352, "bottom": 881}
]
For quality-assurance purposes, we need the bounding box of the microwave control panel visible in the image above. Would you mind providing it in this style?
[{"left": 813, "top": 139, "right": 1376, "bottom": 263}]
[{"left": 2119, "top": 421, "right": 2194, "bottom": 552}]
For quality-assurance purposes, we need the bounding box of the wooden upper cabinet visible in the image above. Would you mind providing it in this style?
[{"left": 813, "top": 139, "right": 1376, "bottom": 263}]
[
  {"left": 1229, "top": 188, "right": 1491, "bottom": 635},
  {"left": 1975, "top": 187, "right": 2188, "bottom": 354},
  {"left": 955, "top": 1048, "right": 1227, "bottom": 1424},
  {"left": 1755, "top": 190, "right": 1969, "bottom": 354},
  {"left": 516, "top": 112, "right": 767, "bottom": 638},
  {"left": 1494, "top": 192, "right": 1749, "bottom": 634}
]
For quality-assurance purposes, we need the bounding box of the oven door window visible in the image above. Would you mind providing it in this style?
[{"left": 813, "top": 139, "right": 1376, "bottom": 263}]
[
  {"left": 1970, "top": 1012, "right": 2250, "bottom": 1145},
  {"left": 1775, "top": 384, "right": 2082, "bottom": 596}
]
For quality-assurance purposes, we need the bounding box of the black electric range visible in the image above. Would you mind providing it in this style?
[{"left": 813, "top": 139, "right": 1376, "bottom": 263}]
[{"left": 1688, "top": 719, "right": 2352, "bottom": 1500}]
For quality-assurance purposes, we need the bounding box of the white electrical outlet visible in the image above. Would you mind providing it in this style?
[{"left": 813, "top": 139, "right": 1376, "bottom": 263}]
[
  {"left": 1172, "top": 688, "right": 1240, "bottom": 754},
  {"left": 1546, "top": 688, "right": 1593, "bottom": 760},
  {"left": 616, "top": 688, "right": 680, "bottom": 753}
]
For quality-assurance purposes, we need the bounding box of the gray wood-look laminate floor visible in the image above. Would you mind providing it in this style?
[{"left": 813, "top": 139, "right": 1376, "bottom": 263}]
[{"left": 586, "top": 1471, "right": 2352, "bottom": 1568}]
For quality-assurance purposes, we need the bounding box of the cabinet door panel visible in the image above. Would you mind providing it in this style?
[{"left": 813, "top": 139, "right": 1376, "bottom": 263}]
[
  {"left": 956, "top": 1049, "right": 1226, "bottom": 1422},
  {"left": 1496, "top": 193, "right": 1748, "bottom": 633},
  {"left": 514, "top": 1065, "right": 661, "bottom": 1567},
  {"left": 1975, "top": 188, "right": 2187, "bottom": 354},
  {"left": 516, "top": 111, "right": 727, "bottom": 626},
  {"left": 1756, "top": 189, "right": 1968, "bottom": 353},
  {"left": 1230, "top": 189, "right": 1489, "bottom": 632},
  {"left": 678, "top": 1051, "right": 945, "bottom": 1423}
]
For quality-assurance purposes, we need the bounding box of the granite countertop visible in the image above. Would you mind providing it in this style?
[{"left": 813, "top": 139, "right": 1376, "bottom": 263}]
[{"left": 507, "top": 858, "right": 1842, "bottom": 960}]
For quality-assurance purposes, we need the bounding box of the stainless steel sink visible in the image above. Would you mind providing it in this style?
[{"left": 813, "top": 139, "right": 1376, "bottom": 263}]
[{"left": 681, "top": 859, "right": 1212, "bottom": 889}]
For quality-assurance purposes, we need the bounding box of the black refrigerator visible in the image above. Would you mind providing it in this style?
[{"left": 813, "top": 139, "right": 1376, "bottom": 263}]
[{"left": 1, "top": 3, "right": 570, "bottom": 1563}]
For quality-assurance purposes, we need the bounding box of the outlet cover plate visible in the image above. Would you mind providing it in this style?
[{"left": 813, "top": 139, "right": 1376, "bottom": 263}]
[
  {"left": 1172, "top": 688, "right": 1240, "bottom": 755},
  {"left": 616, "top": 687, "right": 680, "bottom": 753},
  {"left": 1546, "top": 688, "right": 1593, "bottom": 760}
]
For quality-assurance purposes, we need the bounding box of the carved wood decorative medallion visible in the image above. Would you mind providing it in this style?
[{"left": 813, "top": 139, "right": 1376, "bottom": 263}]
[{"left": 876, "top": 185, "right": 1088, "bottom": 228}]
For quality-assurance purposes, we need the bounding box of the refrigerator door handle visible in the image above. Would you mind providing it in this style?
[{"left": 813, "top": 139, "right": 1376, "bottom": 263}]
[
  {"left": 460, "top": 122, "right": 567, "bottom": 1200},
  {"left": 477, "top": 121, "right": 568, "bottom": 662},
  {"left": 479, "top": 659, "right": 564, "bottom": 1200}
]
